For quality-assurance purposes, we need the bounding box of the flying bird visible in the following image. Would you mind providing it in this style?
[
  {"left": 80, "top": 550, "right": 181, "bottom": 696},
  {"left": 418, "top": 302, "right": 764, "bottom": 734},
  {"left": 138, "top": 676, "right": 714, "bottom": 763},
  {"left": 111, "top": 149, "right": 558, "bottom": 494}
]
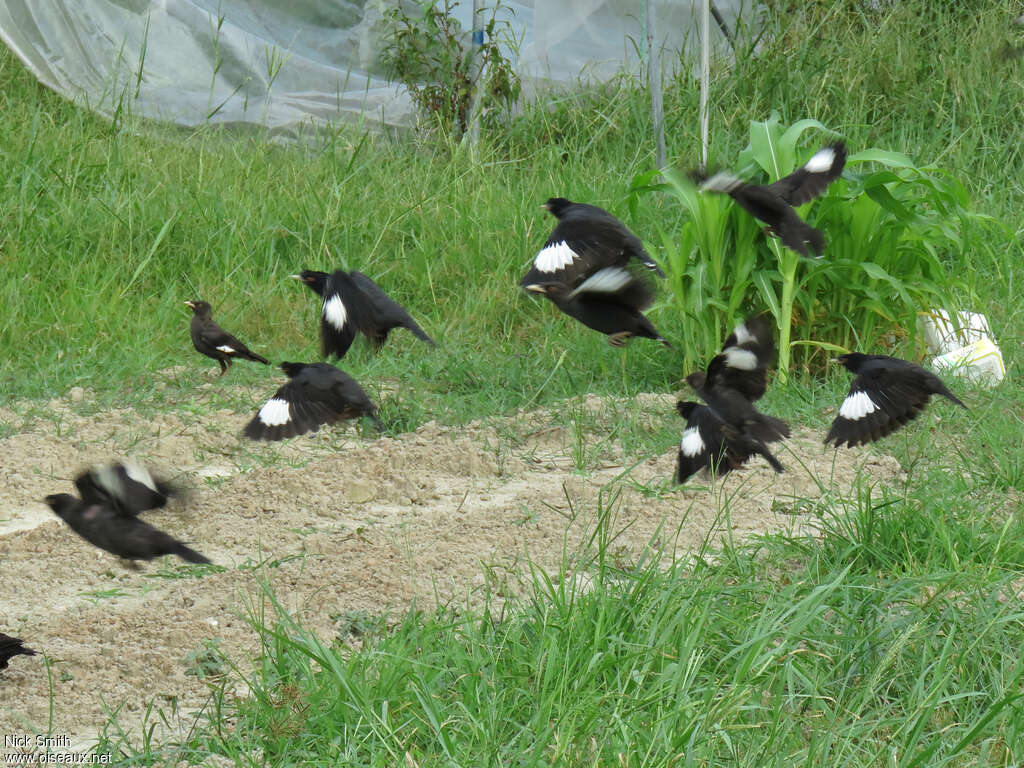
[
  {"left": 0, "top": 632, "right": 37, "bottom": 671},
  {"left": 292, "top": 270, "right": 435, "bottom": 360},
  {"left": 244, "top": 361, "right": 381, "bottom": 441},
  {"left": 692, "top": 141, "right": 847, "bottom": 257},
  {"left": 530, "top": 266, "right": 669, "bottom": 347},
  {"left": 185, "top": 300, "right": 270, "bottom": 376},
  {"left": 520, "top": 197, "right": 664, "bottom": 294},
  {"left": 75, "top": 460, "right": 179, "bottom": 517},
  {"left": 44, "top": 464, "right": 212, "bottom": 565},
  {"left": 676, "top": 314, "right": 790, "bottom": 483},
  {"left": 825, "top": 353, "right": 967, "bottom": 447}
]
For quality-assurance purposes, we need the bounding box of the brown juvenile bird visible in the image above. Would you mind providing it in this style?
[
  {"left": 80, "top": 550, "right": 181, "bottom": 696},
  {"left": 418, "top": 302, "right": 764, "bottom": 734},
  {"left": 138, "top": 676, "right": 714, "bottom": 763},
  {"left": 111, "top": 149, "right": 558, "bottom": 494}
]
[
  {"left": 0, "top": 632, "right": 37, "bottom": 671},
  {"left": 185, "top": 300, "right": 270, "bottom": 376},
  {"left": 692, "top": 141, "right": 847, "bottom": 257}
]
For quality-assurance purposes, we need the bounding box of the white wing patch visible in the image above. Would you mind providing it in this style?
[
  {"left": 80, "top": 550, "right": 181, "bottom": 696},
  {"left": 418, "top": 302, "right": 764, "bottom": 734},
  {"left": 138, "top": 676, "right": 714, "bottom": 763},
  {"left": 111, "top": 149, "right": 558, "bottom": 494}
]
[
  {"left": 839, "top": 390, "right": 878, "bottom": 420},
  {"left": 680, "top": 427, "right": 705, "bottom": 457},
  {"left": 257, "top": 397, "right": 292, "bottom": 427},
  {"left": 323, "top": 295, "right": 348, "bottom": 331},
  {"left": 569, "top": 267, "right": 631, "bottom": 299},
  {"left": 732, "top": 321, "right": 754, "bottom": 345},
  {"left": 534, "top": 241, "right": 579, "bottom": 273},
  {"left": 700, "top": 172, "right": 742, "bottom": 193},
  {"left": 723, "top": 347, "right": 758, "bottom": 371},
  {"left": 94, "top": 465, "right": 124, "bottom": 499},
  {"left": 804, "top": 147, "right": 835, "bottom": 174},
  {"left": 216, "top": 345, "right": 236, "bottom": 354},
  {"left": 122, "top": 460, "right": 157, "bottom": 492}
]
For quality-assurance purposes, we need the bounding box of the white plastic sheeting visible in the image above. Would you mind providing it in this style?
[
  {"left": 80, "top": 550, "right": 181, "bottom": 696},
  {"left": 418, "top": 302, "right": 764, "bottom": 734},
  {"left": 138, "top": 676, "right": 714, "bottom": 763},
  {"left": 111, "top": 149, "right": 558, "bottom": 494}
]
[{"left": 0, "top": 1, "right": 759, "bottom": 137}]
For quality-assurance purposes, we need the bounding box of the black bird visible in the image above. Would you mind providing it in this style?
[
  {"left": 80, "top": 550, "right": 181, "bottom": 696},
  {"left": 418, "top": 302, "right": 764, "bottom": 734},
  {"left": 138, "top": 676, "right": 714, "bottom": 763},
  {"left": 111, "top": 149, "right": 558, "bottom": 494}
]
[
  {"left": 292, "top": 270, "right": 435, "bottom": 360},
  {"left": 244, "top": 361, "right": 381, "bottom": 441},
  {"left": 520, "top": 197, "right": 664, "bottom": 294},
  {"left": 692, "top": 141, "right": 846, "bottom": 257},
  {"left": 75, "top": 460, "right": 179, "bottom": 517},
  {"left": 185, "top": 300, "right": 270, "bottom": 376},
  {"left": 677, "top": 314, "right": 790, "bottom": 482},
  {"left": 0, "top": 632, "right": 37, "bottom": 671},
  {"left": 531, "top": 267, "right": 669, "bottom": 347},
  {"left": 825, "top": 353, "right": 967, "bottom": 448},
  {"left": 44, "top": 466, "right": 212, "bottom": 565}
]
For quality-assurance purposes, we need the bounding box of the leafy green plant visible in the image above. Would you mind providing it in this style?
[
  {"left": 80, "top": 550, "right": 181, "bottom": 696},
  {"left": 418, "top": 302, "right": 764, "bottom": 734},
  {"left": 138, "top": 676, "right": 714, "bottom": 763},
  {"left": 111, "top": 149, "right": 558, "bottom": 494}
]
[
  {"left": 381, "top": 0, "right": 521, "bottom": 137},
  {"left": 632, "top": 113, "right": 991, "bottom": 379}
]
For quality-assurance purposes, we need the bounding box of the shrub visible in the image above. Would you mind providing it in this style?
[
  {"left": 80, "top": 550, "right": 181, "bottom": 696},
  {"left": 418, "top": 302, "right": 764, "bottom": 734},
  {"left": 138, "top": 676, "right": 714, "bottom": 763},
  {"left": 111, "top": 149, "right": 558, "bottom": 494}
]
[{"left": 380, "top": 0, "right": 521, "bottom": 137}]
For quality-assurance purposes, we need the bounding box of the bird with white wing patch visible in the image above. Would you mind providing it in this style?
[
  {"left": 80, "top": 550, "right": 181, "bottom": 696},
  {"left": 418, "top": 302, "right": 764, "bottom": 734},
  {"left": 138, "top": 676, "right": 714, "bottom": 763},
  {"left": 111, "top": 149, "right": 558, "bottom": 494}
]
[
  {"left": 825, "top": 353, "right": 967, "bottom": 447},
  {"left": 691, "top": 141, "right": 846, "bottom": 258}
]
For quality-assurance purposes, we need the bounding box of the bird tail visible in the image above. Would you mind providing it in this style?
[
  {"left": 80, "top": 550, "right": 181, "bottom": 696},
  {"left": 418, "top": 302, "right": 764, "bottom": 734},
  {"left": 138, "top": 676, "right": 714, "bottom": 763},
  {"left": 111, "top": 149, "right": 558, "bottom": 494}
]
[
  {"left": 748, "top": 415, "right": 791, "bottom": 443},
  {"left": 405, "top": 320, "right": 437, "bottom": 346},
  {"left": 174, "top": 544, "right": 213, "bottom": 565},
  {"left": 939, "top": 388, "right": 968, "bottom": 409},
  {"left": 244, "top": 351, "right": 271, "bottom": 365}
]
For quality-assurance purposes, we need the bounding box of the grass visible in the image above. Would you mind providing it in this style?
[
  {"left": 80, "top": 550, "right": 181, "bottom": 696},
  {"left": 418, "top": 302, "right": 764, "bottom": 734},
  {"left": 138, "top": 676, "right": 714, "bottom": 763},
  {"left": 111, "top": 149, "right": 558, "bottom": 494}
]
[{"left": 1, "top": 0, "right": 1023, "bottom": 764}]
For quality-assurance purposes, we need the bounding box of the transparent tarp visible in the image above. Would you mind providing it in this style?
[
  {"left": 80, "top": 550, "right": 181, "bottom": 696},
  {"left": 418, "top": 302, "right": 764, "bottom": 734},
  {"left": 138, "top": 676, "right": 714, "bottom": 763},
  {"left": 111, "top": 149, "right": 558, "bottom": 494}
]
[{"left": 0, "top": 0, "right": 759, "bottom": 137}]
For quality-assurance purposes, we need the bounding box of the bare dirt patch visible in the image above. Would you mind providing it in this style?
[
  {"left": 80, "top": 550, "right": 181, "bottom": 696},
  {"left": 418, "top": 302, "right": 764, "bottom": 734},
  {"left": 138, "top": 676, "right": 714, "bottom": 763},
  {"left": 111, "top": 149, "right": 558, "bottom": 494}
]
[{"left": 0, "top": 384, "right": 903, "bottom": 748}]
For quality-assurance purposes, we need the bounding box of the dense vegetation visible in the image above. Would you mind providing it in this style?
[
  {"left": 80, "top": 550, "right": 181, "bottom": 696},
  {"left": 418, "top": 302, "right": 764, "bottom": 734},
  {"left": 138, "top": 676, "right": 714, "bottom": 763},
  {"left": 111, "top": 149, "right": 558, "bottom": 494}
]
[{"left": 2, "top": 0, "right": 1022, "bottom": 764}]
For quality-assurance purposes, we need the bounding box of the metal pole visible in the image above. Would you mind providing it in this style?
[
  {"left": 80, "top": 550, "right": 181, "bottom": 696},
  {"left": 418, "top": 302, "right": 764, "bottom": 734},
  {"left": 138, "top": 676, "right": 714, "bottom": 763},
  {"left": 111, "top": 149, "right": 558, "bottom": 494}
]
[
  {"left": 465, "top": 0, "right": 485, "bottom": 145},
  {"left": 699, "top": 0, "right": 710, "bottom": 168},
  {"left": 646, "top": 0, "right": 666, "bottom": 169}
]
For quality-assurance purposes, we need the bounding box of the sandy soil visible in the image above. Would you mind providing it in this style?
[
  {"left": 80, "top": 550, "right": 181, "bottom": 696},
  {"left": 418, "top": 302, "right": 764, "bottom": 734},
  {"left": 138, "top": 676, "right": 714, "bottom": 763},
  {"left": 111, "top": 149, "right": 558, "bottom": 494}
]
[{"left": 0, "top": 379, "right": 903, "bottom": 751}]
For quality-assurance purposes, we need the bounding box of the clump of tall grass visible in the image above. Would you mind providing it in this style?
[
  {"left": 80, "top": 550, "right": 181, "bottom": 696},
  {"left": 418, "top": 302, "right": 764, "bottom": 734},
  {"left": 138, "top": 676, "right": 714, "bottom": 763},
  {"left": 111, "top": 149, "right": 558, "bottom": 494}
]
[{"left": 630, "top": 114, "right": 993, "bottom": 378}]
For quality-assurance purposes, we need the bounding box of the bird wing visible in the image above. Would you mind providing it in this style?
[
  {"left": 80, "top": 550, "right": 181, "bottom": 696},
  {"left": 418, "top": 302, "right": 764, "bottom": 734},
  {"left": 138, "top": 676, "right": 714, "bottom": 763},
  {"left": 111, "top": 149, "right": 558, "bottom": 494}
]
[
  {"left": 709, "top": 313, "right": 776, "bottom": 402},
  {"left": 825, "top": 364, "right": 931, "bottom": 447},
  {"left": 521, "top": 215, "right": 661, "bottom": 290},
  {"left": 243, "top": 380, "right": 335, "bottom": 441},
  {"left": 81, "top": 461, "right": 175, "bottom": 517},
  {"left": 194, "top": 320, "right": 254, "bottom": 359},
  {"left": 675, "top": 402, "right": 729, "bottom": 483},
  {"left": 349, "top": 271, "right": 435, "bottom": 344},
  {"left": 566, "top": 266, "right": 655, "bottom": 312},
  {"left": 319, "top": 271, "right": 362, "bottom": 359},
  {"left": 763, "top": 141, "right": 846, "bottom": 205}
]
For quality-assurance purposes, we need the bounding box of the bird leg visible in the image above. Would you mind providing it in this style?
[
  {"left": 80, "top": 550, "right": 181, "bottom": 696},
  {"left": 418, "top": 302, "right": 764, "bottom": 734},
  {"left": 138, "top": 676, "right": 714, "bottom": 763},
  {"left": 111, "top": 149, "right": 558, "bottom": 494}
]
[
  {"left": 218, "top": 359, "right": 229, "bottom": 377},
  {"left": 607, "top": 332, "right": 633, "bottom": 348}
]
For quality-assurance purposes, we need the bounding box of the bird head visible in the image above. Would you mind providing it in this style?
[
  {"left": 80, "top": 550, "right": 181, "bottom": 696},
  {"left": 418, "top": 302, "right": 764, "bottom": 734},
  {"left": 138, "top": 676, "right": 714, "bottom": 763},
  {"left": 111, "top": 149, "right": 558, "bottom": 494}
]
[
  {"left": 685, "top": 371, "right": 707, "bottom": 392},
  {"left": 543, "top": 197, "right": 574, "bottom": 217},
  {"left": 676, "top": 401, "right": 701, "bottom": 419},
  {"left": 279, "top": 362, "right": 306, "bottom": 379},
  {"left": 184, "top": 300, "right": 212, "bottom": 317},
  {"left": 832, "top": 353, "right": 866, "bottom": 372},
  {"left": 44, "top": 493, "right": 78, "bottom": 519},
  {"left": 290, "top": 271, "right": 329, "bottom": 294}
]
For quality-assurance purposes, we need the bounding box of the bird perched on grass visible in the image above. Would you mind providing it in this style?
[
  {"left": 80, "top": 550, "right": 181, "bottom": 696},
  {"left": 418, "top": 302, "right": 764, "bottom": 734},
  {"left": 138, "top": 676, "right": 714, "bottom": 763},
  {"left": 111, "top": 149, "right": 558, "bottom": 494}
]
[
  {"left": 185, "top": 300, "right": 270, "bottom": 376},
  {"left": 292, "top": 270, "right": 435, "bottom": 360},
  {"left": 244, "top": 361, "right": 381, "bottom": 441},
  {"left": 75, "top": 460, "right": 179, "bottom": 517},
  {"left": 825, "top": 353, "right": 967, "bottom": 447},
  {"left": 0, "top": 632, "right": 37, "bottom": 671},
  {"left": 691, "top": 141, "right": 846, "bottom": 257},
  {"left": 531, "top": 266, "right": 669, "bottom": 347},
  {"left": 520, "top": 197, "right": 664, "bottom": 294},
  {"left": 44, "top": 464, "right": 212, "bottom": 565},
  {"left": 676, "top": 314, "right": 790, "bottom": 483}
]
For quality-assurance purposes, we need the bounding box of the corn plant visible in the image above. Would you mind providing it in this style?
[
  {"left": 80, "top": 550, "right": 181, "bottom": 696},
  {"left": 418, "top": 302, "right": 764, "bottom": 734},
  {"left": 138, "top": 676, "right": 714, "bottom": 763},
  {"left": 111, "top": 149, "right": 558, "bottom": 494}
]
[{"left": 633, "top": 113, "right": 988, "bottom": 379}]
